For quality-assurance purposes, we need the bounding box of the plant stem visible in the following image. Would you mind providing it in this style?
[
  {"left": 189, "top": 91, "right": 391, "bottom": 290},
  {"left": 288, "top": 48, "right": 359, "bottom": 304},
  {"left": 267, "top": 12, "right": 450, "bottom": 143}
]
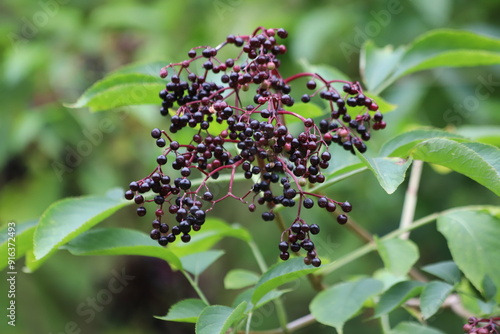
[
  {"left": 248, "top": 240, "right": 268, "bottom": 273},
  {"left": 181, "top": 270, "right": 210, "bottom": 305},
  {"left": 237, "top": 314, "right": 316, "bottom": 334},
  {"left": 380, "top": 314, "right": 391, "bottom": 333},
  {"left": 399, "top": 160, "right": 423, "bottom": 240}
]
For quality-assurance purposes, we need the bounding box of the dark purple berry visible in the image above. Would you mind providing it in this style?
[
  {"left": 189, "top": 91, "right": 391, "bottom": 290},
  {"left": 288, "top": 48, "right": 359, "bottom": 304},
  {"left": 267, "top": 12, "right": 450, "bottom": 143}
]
[{"left": 337, "top": 214, "right": 348, "bottom": 224}]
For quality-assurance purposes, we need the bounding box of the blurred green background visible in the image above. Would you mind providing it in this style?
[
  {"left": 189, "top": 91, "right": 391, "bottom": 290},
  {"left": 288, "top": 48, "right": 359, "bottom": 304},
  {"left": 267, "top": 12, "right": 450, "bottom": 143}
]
[{"left": 1, "top": 0, "right": 499, "bottom": 333}]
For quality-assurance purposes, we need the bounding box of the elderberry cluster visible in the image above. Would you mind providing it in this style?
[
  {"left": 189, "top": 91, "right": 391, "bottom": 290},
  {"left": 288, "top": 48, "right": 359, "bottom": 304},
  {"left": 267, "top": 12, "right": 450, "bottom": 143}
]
[
  {"left": 124, "top": 27, "right": 387, "bottom": 266},
  {"left": 463, "top": 317, "right": 500, "bottom": 334}
]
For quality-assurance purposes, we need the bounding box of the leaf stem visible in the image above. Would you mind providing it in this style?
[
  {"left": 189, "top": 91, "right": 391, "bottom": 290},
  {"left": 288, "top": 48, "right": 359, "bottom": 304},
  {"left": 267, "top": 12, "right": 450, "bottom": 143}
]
[
  {"left": 399, "top": 160, "right": 423, "bottom": 240},
  {"left": 181, "top": 270, "right": 210, "bottom": 305}
]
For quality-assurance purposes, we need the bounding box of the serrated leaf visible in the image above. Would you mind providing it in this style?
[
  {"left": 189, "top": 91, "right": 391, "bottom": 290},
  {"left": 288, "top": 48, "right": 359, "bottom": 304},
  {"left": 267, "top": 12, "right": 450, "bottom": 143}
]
[
  {"left": 411, "top": 139, "right": 500, "bottom": 196},
  {"left": 195, "top": 302, "right": 247, "bottom": 334},
  {"left": 356, "top": 151, "right": 413, "bottom": 194},
  {"left": 251, "top": 258, "right": 319, "bottom": 304},
  {"left": 437, "top": 207, "right": 500, "bottom": 302},
  {"left": 0, "top": 220, "right": 37, "bottom": 271},
  {"left": 68, "top": 73, "right": 164, "bottom": 112},
  {"left": 376, "top": 238, "right": 419, "bottom": 276},
  {"left": 155, "top": 298, "right": 208, "bottom": 323},
  {"left": 421, "top": 261, "right": 461, "bottom": 285},
  {"left": 33, "top": 189, "right": 131, "bottom": 265},
  {"left": 181, "top": 250, "right": 225, "bottom": 276},
  {"left": 64, "top": 227, "right": 182, "bottom": 270},
  {"left": 391, "top": 321, "right": 445, "bottom": 334},
  {"left": 380, "top": 128, "right": 465, "bottom": 158},
  {"left": 374, "top": 281, "right": 425, "bottom": 317},
  {"left": 310, "top": 278, "right": 383, "bottom": 333},
  {"left": 224, "top": 269, "right": 260, "bottom": 290},
  {"left": 362, "top": 29, "right": 500, "bottom": 94},
  {"left": 420, "top": 281, "right": 454, "bottom": 319}
]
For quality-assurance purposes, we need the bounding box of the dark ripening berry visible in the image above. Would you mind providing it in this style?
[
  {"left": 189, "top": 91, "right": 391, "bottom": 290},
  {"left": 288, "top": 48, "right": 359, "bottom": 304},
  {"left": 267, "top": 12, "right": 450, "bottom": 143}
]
[
  {"left": 278, "top": 241, "right": 289, "bottom": 252},
  {"left": 303, "top": 198, "right": 314, "bottom": 209},
  {"left": 280, "top": 252, "right": 290, "bottom": 261},
  {"left": 136, "top": 207, "right": 147, "bottom": 216},
  {"left": 179, "top": 178, "right": 191, "bottom": 190},
  {"left": 341, "top": 201, "right": 352, "bottom": 212},
  {"left": 337, "top": 214, "right": 348, "bottom": 224},
  {"left": 311, "top": 257, "right": 321, "bottom": 267},
  {"left": 317, "top": 197, "right": 328, "bottom": 208},
  {"left": 151, "top": 128, "right": 162, "bottom": 138},
  {"left": 310, "top": 224, "right": 320, "bottom": 234},
  {"left": 124, "top": 190, "right": 134, "bottom": 200},
  {"left": 181, "top": 234, "right": 191, "bottom": 243}
]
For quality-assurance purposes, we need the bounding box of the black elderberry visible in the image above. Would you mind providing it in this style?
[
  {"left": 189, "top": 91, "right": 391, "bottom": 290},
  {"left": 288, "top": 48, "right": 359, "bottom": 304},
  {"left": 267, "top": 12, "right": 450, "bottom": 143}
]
[
  {"left": 151, "top": 128, "right": 162, "bottom": 138},
  {"left": 181, "top": 234, "right": 191, "bottom": 243},
  {"left": 179, "top": 178, "right": 191, "bottom": 190},
  {"left": 337, "top": 214, "right": 348, "bottom": 224},
  {"left": 311, "top": 257, "right": 321, "bottom": 267},
  {"left": 341, "top": 201, "right": 352, "bottom": 212},
  {"left": 124, "top": 190, "right": 134, "bottom": 200},
  {"left": 278, "top": 241, "right": 289, "bottom": 252},
  {"left": 280, "top": 252, "right": 290, "bottom": 261},
  {"left": 136, "top": 207, "right": 147, "bottom": 216},
  {"left": 150, "top": 229, "right": 161, "bottom": 240},
  {"left": 158, "top": 236, "right": 169, "bottom": 246},
  {"left": 310, "top": 224, "right": 320, "bottom": 234},
  {"left": 317, "top": 197, "right": 328, "bottom": 208},
  {"left": 303, "top": 198, "right": 314, "bottom": 209},
  {"left": 156, "top": 138, "right": 166, "bottom": 147}
]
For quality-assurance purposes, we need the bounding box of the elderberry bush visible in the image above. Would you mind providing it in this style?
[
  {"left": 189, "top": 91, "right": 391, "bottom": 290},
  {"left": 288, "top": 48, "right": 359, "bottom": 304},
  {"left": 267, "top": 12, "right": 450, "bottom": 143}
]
[{"left": 124, "top": 27, "right": 387, "bottom": 266}]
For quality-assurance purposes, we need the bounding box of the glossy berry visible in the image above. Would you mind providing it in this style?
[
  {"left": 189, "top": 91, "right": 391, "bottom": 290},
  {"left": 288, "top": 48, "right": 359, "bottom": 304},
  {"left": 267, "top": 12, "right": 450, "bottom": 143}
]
[{"left": 337, "top": 214, "right": 348, "bottom": 224}]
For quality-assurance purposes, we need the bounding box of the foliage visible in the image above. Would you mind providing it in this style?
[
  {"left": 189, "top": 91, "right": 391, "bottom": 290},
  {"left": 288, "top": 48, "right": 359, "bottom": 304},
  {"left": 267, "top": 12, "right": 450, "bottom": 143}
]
[{"left": 1, "top": 1, "right": 500, "bottom": 333}]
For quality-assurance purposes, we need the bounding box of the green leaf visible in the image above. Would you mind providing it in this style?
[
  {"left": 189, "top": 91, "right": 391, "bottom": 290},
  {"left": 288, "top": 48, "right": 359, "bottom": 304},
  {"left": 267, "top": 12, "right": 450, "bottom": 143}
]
[
  {"left": 456, "top": 126, "right": 500, "bottom": 147},
  {"left": 361, "top": 40, "right": 405, "bottom": 94},
  {"left": 376, "top": 238, "right": 419, "bottom": 277},
  {"left": 355, "top": 151, "right": 413, "bottom": 194},
  {"left": 33, "top": 189, "right": 130, "bottom": 264},
  {"left": 437, "top": 207, "right": 500, "bottom": 302},
  {"left": 224, "top": 269, "right": 260, "bottom": 290},
  {"left": 391, "top": 322, "right": 445, "bottom": 334},
  {"left": 168, "top": 219, "right": 251, "bottom": 258},
  {"left": 64, "top": 227, "right": 182, "bottom": 270},
  {"left": 251, "top": 258, "right": 319, "bottom": 304},
  {"left": 362, "top": 30, "right": 500, "bottom": 93},
  {"left": 155, "top": 298, "right": 208, "bottom": 323},
  {"left": 421, "top": 261, "right": 461, "bottom": 285},
  {"left": 195, "top": 302, "right": 247, "bottom": 334},
  {"left": 310, "top": 278, "right": 383, "bottom": 333},
  {"left": 482, "top": 276, "right": 497, "bottom": 301},
  {"left": 0, "top": 220, "right": 37, "bottom": 271},
  {"left": 181, "top": 250, "right": 225, "bottom": 277},
  {"left": 68, "top": 73, "right": 164, "bottom": 112},
  {"left": 374, "top": 281, "right": 425, "bottom": 317},
  {"left": 232, "top": 288, "right": 290, "bottom": 312},
  {"left": 380, "top": 128, "right": 465, "bottom": 158},
  {"left": 420, "top": 281, "right": 454, "bottom": 319},
  {"left": 412, "top": 139, "right": 500, "bottom": 196}
]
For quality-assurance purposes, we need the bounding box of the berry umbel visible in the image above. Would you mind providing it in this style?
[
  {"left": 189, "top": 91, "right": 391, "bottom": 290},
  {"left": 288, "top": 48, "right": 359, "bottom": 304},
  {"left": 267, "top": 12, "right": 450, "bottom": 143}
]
[{"left": 125, "top": 27, "right": 387, "bottom": 266}]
